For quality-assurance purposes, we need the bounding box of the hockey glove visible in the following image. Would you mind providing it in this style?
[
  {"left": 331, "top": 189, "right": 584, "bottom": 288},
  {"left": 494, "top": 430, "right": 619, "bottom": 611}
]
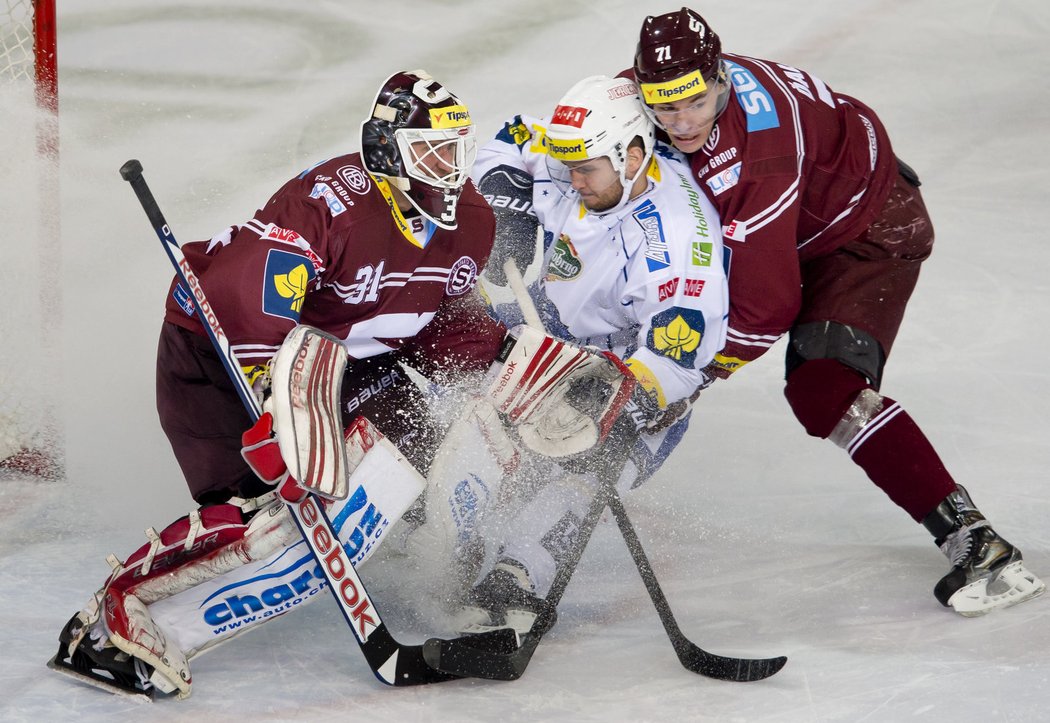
[
  {"left": 477, "top": 165, "right": 539, "bottom": 286},
  {"left": 486, "top": 325, "right": 635, "bottom": 458},
  {"left": 240, "top": 412, "right": 304, "bottom": 502},
  {"left": 615, "top": 370, "right": 712, "bottom": 437}
]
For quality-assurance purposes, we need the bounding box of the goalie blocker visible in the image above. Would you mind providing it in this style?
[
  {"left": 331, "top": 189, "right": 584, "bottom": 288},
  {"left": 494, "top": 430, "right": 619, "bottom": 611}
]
[{"left": 49, "top": 327, "right": 426, "bottom": 699}]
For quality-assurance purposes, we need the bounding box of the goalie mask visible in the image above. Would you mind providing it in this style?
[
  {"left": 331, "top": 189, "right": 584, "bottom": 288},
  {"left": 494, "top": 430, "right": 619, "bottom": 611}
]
[
  {"left": 544, "top": 75, "right": 656, "bottom": 215},
  {"left": 361, "top": 70, "right": 478, "bottom": 229}
]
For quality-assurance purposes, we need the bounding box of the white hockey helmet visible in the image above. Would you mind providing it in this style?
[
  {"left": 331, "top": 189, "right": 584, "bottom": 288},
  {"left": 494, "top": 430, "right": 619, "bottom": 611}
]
[{"left": 544, "top": 75, "right": 656, "bottom": 212}]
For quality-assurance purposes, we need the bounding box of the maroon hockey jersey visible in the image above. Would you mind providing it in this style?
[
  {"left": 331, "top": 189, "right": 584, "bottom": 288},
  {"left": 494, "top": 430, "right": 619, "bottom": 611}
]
[
  {"left": 164, "top": 152, "right": 504, "bottom": 377},
  {"left": 646, "top": 54, "right": 899, "bottom": 375}
]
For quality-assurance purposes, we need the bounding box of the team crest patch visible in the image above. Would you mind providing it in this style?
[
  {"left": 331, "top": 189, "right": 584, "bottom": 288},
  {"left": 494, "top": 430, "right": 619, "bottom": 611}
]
[
  {"left": 545, "top": 234, "right": 582, "bottom": 281},
  {"left": 337, "top": 165, "right": 372, "bottom": 195},
  {"left": 446, "top": 256, "right": 478, "bottom": 296},
  {"left": 263, "top": 248, "right": 316, "bottom": 320},
  {"left": 647, "top": 307, "right": 705, "bottom": 368}
]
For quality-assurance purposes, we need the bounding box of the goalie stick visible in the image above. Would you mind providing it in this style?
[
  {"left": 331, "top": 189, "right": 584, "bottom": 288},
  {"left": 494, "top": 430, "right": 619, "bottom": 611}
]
[
  {"left": 423, "top": 260, "right": 787, "bottom": 682},
  {"left": 111, "top": 159, "right": 488, "bottom": 687}
]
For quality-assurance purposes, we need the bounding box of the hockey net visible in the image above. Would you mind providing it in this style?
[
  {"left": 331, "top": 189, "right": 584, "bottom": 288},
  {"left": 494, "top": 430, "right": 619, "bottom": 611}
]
[{"left": 1, "top": 0, "right": 62, "bottom": 478}]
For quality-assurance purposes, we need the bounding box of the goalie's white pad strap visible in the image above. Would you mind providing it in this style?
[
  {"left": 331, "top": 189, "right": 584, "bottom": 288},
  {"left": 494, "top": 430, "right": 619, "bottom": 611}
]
[
  {"left": 105, "top": 591, "right": 192, "bottom": 698},
  {"left": 270, "top": 325, "right": 349, "bottom": 499}
]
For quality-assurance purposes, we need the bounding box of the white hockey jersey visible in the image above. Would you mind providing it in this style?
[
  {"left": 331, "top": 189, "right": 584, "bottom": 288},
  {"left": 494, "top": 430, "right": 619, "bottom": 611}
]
[{"left": 473, "top": 114, "right": 727, "bottom": 407}]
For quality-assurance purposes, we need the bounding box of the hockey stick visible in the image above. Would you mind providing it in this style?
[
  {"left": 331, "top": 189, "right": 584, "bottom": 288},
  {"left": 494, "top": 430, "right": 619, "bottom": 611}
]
[
  {"left": 425, "top": 260, "right": 786, "bottom": 681},
  {"left": 604, "top": 489, "right": 787, "bottom": 681},
  {"left": 118, "top": 159, "right": 482, "bottom": 686}
]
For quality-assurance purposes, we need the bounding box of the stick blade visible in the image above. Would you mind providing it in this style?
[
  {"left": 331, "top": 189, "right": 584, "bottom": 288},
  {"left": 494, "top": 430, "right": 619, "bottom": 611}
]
[
  {"left": 679, "top": 645, "right": 788, "bottom": 682},
  {"left": 422, "top": 629, "right": 533, "bottom": 681}
]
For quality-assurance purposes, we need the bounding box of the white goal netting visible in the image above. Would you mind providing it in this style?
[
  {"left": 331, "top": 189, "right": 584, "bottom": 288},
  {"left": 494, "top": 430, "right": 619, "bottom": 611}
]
[
  {"left": 1, "top": 0, "right": 36, "bottom": 81},
  {"left": 1, "top": 0, "right": 62, "bottom": 477}
]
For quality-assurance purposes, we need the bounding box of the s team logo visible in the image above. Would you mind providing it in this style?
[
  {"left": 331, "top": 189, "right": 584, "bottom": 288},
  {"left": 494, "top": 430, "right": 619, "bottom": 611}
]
[{"left": 446, "top": 256, "right": 478, "bottom": 296}]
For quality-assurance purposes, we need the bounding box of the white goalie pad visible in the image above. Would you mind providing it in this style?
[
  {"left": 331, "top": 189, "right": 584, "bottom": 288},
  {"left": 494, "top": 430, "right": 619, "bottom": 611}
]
[
  {"left": 270, "top": 325, "right": 350, "bottom": 499},
  {"left": 486, "top": 324, "right": 636, "bottom": 458},
  {"left": 146, "top": 418, "right": 425, "bottom": 660},
  {"left": 412, "top": 400, "right": 512, "bottom": 562}
]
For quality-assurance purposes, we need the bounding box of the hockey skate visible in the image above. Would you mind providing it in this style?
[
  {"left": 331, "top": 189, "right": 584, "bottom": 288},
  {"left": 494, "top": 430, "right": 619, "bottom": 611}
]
[
  {"left": 455, "top": 561, "right": 557, "bottom": 640},
  {"left": 48, "top": 612, "right": 158, "bottom": 702},
  {"left": 922, "top": 485, "right": 1045, "bottom": 616}
]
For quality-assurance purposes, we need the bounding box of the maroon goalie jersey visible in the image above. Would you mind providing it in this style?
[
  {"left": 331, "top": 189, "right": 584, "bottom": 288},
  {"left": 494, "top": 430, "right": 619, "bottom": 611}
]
[
  {"left": 687, "top": 54, "right": 898, "bottom": 375},
  {"left": 163, "top": 152, "right": 504, "bottom": 377}
]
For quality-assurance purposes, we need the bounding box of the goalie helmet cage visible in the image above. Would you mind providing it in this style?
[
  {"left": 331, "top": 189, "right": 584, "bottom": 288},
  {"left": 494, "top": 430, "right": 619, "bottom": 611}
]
[{"left": 1, "top": 0, "right": 62, "bottom": 479}]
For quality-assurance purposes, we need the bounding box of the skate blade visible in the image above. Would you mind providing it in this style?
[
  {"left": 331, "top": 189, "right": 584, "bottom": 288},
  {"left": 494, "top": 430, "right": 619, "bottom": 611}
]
[
  {"left": 949, "top": 560, "right": 1047, "bottom": 617},
  {"left": 47, "top": 654, "right": 154, "bottom": 703}
]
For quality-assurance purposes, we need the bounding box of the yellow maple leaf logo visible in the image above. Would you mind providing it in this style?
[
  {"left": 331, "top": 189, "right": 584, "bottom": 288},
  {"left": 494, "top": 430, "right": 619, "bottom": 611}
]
[
  {"left": 509, "top": 121, "right": 531, "bottom": 146},
  {"left": 653, "top": 315, "right": 702, "bottom": 360},
  {"left": 274, "top": 264, "right": 310, "bottom": 312}
]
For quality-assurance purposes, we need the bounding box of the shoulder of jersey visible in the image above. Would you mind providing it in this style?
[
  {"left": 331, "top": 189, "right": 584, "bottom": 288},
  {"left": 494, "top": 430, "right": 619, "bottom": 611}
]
[
  {"left": 298, "top": 153, "right": 394, "bottom": 218},
  {"left": 455, "top": 179, "right": 493, "bottom": 211}
]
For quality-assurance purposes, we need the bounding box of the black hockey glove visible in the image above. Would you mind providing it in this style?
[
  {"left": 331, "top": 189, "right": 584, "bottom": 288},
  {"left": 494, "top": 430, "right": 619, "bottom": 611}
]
[
  {"left": 477, "top": 165, "right": 539, "bottom": 285},
  {"left": 617, "top": 374, "right": 712, "bottom": 437}
]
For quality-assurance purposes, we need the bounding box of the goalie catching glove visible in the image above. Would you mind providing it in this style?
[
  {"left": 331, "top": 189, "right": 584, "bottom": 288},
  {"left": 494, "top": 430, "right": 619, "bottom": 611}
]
[
  {"left": 485, "top": 325, "right": 713, "bottom": 459},
  {"left": 485, "top": 325, "right": 636, "bottom": 458}
]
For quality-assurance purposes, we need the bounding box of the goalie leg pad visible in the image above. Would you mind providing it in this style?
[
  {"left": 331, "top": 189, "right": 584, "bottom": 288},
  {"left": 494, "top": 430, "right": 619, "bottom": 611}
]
[
  {"left": 61, "top": 501, "right": 284, "bottom": 698},
  {"left": 408, "top": 400, "right": 507, "bottom": 581},
  {"left": 104, "top": 589, "right": 192, "bottom": 697},
  {"left": 488, "top": 325, "right": 635, "bottom": 458}
]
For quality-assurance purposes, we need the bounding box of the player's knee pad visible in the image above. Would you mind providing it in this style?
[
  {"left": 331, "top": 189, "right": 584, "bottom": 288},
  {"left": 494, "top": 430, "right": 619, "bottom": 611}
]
[
  {"left": 786, "top": 321, "right": 886, "bottom": 389},
  {"left": 784, "top": 358, "right": 876, "bottom": 439}
]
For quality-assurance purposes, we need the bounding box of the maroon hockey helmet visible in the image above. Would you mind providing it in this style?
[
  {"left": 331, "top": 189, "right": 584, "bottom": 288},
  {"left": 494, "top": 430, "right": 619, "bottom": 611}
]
[
  {"left": 633, "top": 8, "right": 730, "bottom": 131},
  {"left": 361, "top": 70, "right": 477, "bottom": 229},
  {"left": 635, "top": 8, "right": 721, "bottom": 88}
]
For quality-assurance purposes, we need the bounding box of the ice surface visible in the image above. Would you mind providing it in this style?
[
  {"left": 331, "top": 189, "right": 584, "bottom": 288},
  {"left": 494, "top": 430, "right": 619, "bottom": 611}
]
[{"left": 2, "top": 1, "right": 1049, "bottom": 721}]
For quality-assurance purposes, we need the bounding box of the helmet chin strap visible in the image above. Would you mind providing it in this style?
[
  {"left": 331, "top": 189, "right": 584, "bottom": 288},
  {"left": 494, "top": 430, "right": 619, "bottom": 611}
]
[
  {"left": 388, "top": 176, "right": 412, "bottom": 193},
  {"left": 597, "top": 151, "right": 652, "bottom": 215}
]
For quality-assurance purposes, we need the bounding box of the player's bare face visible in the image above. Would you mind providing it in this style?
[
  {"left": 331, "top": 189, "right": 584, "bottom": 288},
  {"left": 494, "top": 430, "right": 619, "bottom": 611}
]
[
  {"left": 650, "top": 90, "right": 721, "bottom": 153},
  {"left": 566, "top": 157, "right": 623, "bottom": 212}
]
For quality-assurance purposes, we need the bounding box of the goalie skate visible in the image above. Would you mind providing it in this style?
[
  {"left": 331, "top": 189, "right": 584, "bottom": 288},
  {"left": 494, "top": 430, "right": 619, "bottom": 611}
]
[
  {"left": 47, "top": 614, "right": 156, "bottom": 703},
  {"left": 454, "top": 561, "right": 557, "bottom": 639}
]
